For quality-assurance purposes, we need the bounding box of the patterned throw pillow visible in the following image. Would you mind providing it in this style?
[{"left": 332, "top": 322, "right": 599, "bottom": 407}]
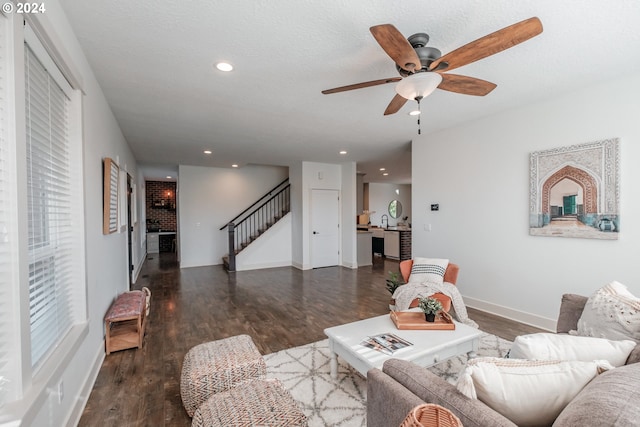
[
  {"left": 407, "top": 257, "right": 449, "bottom": 284},
  {"left": 577, "top": 281, "right": 640, "bottom": 342},
  {"left": 456, "top": 357, "right": 611, "bottom": 427}
]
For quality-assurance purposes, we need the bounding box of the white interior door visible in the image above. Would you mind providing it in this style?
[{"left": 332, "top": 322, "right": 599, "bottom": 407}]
[{"left": 311, "top": 189, "right": 340, "bottom": 268}]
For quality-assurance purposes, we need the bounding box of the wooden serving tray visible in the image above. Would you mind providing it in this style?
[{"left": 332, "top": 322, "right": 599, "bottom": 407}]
[{"left": 390, "top": 311, "right": 456, "bottom": 330}]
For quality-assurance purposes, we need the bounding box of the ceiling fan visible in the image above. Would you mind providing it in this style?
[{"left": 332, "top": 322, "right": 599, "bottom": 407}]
[{"left": 321, "top": 17, "right": 543, "bottom": 116}]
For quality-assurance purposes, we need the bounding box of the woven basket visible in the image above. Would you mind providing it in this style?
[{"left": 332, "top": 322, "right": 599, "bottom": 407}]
[{"left": 400, "top": 404, "right": 463, "bottom": 427}]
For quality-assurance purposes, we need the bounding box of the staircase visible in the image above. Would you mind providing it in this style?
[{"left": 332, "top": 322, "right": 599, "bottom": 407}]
[{"left": 222, "top": 178, "right": 290, "bottom": 271}]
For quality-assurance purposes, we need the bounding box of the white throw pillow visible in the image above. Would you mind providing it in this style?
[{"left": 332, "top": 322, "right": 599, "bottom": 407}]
[
  {"left": 577, "top": 281, "right": 640, "bottom": 342},
  {"left": 408, "top": 257, "right": 449, "bottom": 284},
  {"left": 510, "top": 333, "right": 636, "bottom": 367},
  {"left": 456, "top": 357, "right": 612, "bottom": 427}
]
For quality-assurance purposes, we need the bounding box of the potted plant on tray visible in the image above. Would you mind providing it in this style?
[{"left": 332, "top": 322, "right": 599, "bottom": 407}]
[
  {"left": 418, "top": 296, "right": 443, "bottom": 322},
  {"left": 386, "top": 271, "right": 404, "bottom": 311}
]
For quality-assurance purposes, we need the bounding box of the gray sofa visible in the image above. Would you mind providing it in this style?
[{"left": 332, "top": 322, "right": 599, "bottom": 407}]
[{"left": 367, "top": 294, "right": 640, "bottom": 427}]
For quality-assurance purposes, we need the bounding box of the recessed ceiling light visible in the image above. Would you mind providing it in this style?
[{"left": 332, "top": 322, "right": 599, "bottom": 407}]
[
  {"left": 379, "top": 168, "right": 386, "bottom": 171},
  {"left": 409, "top": 110, "right": 421, "bottom": 116},
  {"left": 216, "top": 62, "right": 233, "bottom": 72},
  {"left": 339, "top": 150, "right": 347, "bottom": 155},
  {"left": 383, "top": 173, "right": 389, "bottom": 176},
  {"left": 166, "top": 176, "right": 172, "bottom": 179},
  {"left": 232, "top": 164, "right": 238, "bottom": 168},
  {"left": 203, "top": 150, "right": 212, "bottom": 154}
]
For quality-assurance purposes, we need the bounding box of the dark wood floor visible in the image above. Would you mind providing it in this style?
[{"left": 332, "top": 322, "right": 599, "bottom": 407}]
[{"left": 79, "top": 254, "right": 543, "bottom": 427}]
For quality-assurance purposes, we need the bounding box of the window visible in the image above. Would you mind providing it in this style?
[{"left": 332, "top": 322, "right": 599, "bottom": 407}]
[
  {"left": 0, "top": 11, "right": 18, "bottom": 405},
  {"left": 0, "top": 14, "right": 86, "bottom": 413},
  {"left": 24, "top": 31, "right": 81, "bottom": 369}
]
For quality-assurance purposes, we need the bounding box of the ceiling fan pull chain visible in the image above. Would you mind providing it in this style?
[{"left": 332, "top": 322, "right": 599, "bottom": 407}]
[{"left": 415, "top": 96, "right": 423, "bottom": 135}]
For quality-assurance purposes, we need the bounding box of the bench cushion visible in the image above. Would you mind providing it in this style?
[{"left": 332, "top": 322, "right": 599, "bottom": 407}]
[{"left": 105, "top": 291, "right": 145, "bottom": 321}]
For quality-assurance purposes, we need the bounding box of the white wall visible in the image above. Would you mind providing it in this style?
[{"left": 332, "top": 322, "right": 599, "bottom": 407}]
[
  {"left": 3, "top": 2, "right": 141, "bottom": 425},
  {"left": 368, "top": 183, "right": 412, "bottom": 227},
  {"left": 235, "top": 213, "right": 292, "bottom": 271},
  {"left": 356, "top": 173, "right": 365, "bottom": 214},
  {"left": 134, "top": 169, "right": 148, "bottom": 280},
  {"left": 178, "top": 164, "right": 289, "bottom": 268},
  {"left": 290, "top": 162, "right": 304, "bottom": 269},
  {"left": 341, "top": 162, "right": 358, "bottom": 268},
  {"left": 290, "top": 161, "right": 357, "bottom": 270},
  {"left": 412, "top": 73, "right": 640, "bottom": 330}
]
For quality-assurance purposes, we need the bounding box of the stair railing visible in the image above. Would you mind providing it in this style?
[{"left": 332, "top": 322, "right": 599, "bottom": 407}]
[
  {"left": 220, "top": 178, "right": 289, "bottom": 231},
  {"left": 224, "top": 181, "right": 290, "bottom": 271}
]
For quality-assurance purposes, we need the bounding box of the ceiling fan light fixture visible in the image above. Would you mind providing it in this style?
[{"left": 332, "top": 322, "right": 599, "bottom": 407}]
[
  {"left": 395, "top": 72, "right": 443, "bottom": 100},
  {"left": 409, "top": 110, "right": 420, "bottom": 116}
]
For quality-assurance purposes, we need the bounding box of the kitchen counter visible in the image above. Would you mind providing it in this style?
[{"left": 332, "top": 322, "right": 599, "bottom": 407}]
[
  {"left": 356, "top": 226, "right": 411, "bottom": 232},
  {"left": 357, "top": 230, "right": 372, "bottom": 266},
  {"left": 356, "top": 227, "right": 411, "bottom": 261},
  {"left": 147, "top": 231, "right": 176, "bottom": 253}
]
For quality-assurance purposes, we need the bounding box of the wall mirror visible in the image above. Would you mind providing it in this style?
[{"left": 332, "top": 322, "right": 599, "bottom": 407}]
[{"left": 388, "top": 200, "right": 402, "bottom": 219}]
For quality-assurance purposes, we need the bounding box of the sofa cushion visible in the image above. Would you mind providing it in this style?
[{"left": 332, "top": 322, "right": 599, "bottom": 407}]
[
  {"left": 382, "top": 359, "right": 517, "bottom": 427},
  {"left": 577, "top": 281, "right": 640, "bottom": 342},
  {"left": 408, "top": 257, "right": 449, "bottom": 285},
  {"left": 456, "top": 357, "right": 610, "bottom": 427},
  {"left": 553, "top": 362, "right": 640, "bottom": 426},
  {"left": 509, "top": 333, "right": 636, "bottom": 367}
]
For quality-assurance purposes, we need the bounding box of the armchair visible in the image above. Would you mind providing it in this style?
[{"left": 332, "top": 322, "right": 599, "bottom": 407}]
[{"left": 398, "top": 260, "right": 460, "bottom": 312}]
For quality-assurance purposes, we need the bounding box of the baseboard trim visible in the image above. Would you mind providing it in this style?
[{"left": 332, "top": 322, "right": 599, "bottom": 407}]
[
  {"left": 292, "top": 261, "right": 312, "bottom": 270},
  {"left": 342, "top": 261, "right": 357, "bottom": 269},
  {"left": 67, "top": 342, "right": 105, "bottom": 426},
  {"left": 235, "top": 260, "right": 292, "bottom": 271},
  {"left": 464, "top": 296, "right": 556, "bottom": 332}
]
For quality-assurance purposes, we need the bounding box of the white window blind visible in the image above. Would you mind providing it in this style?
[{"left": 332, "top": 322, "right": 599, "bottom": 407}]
[{"left": 24, "top": 42, "right": 74, "bottom": 368}]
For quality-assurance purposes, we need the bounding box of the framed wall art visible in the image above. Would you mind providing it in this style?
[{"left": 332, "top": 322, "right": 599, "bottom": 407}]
[
  {"left": 529, "top": 138, "right": 619, "bottom": 240},
  {"left": 103, "top": 157, "right": 119, "bottom": 234}
]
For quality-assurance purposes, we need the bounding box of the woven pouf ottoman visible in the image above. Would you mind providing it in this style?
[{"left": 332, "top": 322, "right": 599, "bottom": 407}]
[
  {"left": 180, "top": 334, "right": 266, "bottom": 417},
  {"left": 192, "top": 379, "right": 307, "bottom": 427}
]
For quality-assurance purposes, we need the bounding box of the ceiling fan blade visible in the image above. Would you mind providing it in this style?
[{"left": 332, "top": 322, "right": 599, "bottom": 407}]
[
  {"left": 438, "top": 74, "right": 497, "bottom": 96},
  {"left": 429, "top": 17, "right": 543, "bottom": 72},
  {"left": 322, "top": 77, "right": 401, "bottom": 95},
  {"left": 370, "top": 24, "right": 422, "bottom": 72},
  {"left": 384, "top": 94, "right": 408, "bottom": 116}
]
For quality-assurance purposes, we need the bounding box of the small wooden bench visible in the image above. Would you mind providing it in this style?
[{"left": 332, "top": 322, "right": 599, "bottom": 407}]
[{"left": 104, "top": 290, "right": 148, "bottom": 354}]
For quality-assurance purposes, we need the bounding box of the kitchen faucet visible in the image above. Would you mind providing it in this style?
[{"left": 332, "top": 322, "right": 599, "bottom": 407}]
[{"left": 381, "top": 214, "right": 389, "bottom": 229}]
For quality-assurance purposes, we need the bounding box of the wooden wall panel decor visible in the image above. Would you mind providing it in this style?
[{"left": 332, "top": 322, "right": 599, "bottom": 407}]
[{"left": 103, "top": 157, "right": 119, "bottom": 234}]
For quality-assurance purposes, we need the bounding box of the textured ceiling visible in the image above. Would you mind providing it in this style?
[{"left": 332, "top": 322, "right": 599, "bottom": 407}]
[{"left": 58, "top": 0, "right": 640, "bottom": 183}]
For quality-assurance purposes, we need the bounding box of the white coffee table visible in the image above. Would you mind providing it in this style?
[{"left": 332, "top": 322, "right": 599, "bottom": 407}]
[{"left": 324, "top": 314, "right": 482, "bottom": 378}]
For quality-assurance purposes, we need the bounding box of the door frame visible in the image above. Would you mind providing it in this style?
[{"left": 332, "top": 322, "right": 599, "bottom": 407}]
[{"left": 126, "top": 174, "right": 133, "bottom": 288}]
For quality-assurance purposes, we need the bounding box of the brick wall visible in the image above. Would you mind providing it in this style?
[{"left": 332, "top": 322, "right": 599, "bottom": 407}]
[{"left": 145, "top": 181, "right": 177, "bottom": 231}]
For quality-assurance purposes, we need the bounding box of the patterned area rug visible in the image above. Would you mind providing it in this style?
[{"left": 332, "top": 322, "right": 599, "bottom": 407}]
[{"left": 264, "top": 332, "right": 511, "bottom": 427}]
